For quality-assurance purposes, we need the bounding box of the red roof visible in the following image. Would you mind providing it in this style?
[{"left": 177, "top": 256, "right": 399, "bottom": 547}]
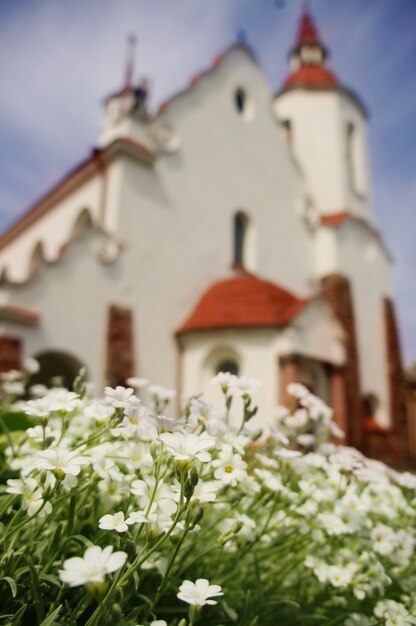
[
  {"left": 284, "top": 65, "right": 338, "bottom": 89},
  {"left": 177, "top": 273, "right": 309, "bottom": 335},
  {"left": 296, "top": 8, "right": 321, "bottom": 46},
  {"left": 320, "top": 211, "right": 350, "bottom": 227}
]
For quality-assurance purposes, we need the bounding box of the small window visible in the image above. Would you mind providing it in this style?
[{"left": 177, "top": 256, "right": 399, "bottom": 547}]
[
  {"left": 233, "top": 211, "right": 248, "bottom": 266},
  {"left": 215, "top": 359, "right": 239, "bottom": 376},
  {"left": 234, "top": 87, "right": 246, "bottom": 114},
  {"left": 233, "top": 87, "right": 254, "bottom": 121},
  {"left": 281, "top": 119, "right": 292, "bottom": 144}
]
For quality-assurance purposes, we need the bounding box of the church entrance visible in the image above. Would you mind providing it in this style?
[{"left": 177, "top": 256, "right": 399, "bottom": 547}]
[{"left": 30, "top": 350, "right": 85, "bottom": 390}]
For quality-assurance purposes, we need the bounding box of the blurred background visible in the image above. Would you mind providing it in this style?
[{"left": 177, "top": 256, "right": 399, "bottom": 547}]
[{"left": 0, "top": 0, "right": 414, "bottom": 365}]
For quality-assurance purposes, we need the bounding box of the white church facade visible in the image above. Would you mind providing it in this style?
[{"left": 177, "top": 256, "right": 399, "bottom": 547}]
[{"left": 0, "top": 9, "right": 408, "bottom": 463}]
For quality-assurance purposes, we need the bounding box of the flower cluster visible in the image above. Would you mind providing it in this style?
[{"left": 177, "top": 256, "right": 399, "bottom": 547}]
[{"left": 0, "top": 366, "right": 414, "bottom": 626}]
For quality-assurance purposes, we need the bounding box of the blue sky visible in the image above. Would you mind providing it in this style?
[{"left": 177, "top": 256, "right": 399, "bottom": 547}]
[{"left": 0, "top": 0, "right": 415, "bottom": 364}]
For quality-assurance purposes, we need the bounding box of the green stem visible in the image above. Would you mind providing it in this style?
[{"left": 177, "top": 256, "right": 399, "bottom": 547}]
[{"left": 85, "top": 471, "right": 187, "bottom": 626}]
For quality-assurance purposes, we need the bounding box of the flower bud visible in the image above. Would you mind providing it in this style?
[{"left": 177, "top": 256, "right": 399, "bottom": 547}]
[
  {"left": 184, "top": 479, "right": 195, "bottom": 502},
  {"left": 190, "top": 465, "right": 199, "bottom": 486},
  {"left": 149, "top": 441, "right": 158, "bottom": 460}
]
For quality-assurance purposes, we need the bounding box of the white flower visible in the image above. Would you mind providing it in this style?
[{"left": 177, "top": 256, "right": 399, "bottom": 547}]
[
  {"left": 104, "top": 385, "right": 137, "bottom": 409},
  {"left": 212, "top": 445, "right": 247, "bottom": 486},
  {"left": 228, "top": 376, "right": 262, "bottom": 399},
  {"left": 126, "top": 376, "right": 149, "bottom": 390},
  {"left": 2, "top": 381, "right": 25, "bottom": 396},
  {"left": 26, "top": 425, "right": 56, "bottom": 443},
  {"left": 286, "top": 382, "right": 309, "bottom": 399},
  {"left": 125, "top": 510, "right": 158, "bottom": 525},
  {"left": 48, "top": 389, "right": 81, "bottom": 413},
  {"left": 173, "top": 479, "right": 219, "bottom": 504},
  {"left": 84, "top": 401, "right": 113, "bottom": 424},
  {"left": 6, "top": 477, "right": 52, "bottom": 517},
  {"left": 274, "top": 448, "right": 302, "bottom": 459},
  {"left": 25, "top": 397, "right": 56, "bottom": 419},
  {"left": 148, "top": 384, "right": 176, "bottom": 402},
  {"left": 149, "top": 385, "right": 176, "bottom": 412},
  {"left": 374, "top": 600, "right": 416, "bottom": 626},
  {"left": 1, "top": 369, "right": 22, "bottom": 382},
  {"left": 99, "top": 512, "right": 131, "bottom": 533},
  {"left": 159, "top": 432, "right": 215, "bottom": 463},
  {"left": 131, "top": 477, "right": 177, "bottom": 517},
  {"left": 35, "top": 447, "right": 89, "bottom": 477},
  {"left": 210, "top": 372, "right": 237, "bottom": 392},
  {"left": 177, "top": 578, "right": 223, "bottom": 607},
  {"left": 29, "top": 384, "right": 49, "bottom": 398},
  {"left": 188, "top": 399, "right": 227, "bottom": 435},
  {"left": 23, "top": 357, "right": 40, "bottom": 374},
  {"left": 155, "top": 414, "right": 181, "bottom": 433},
  {"left": 296, "top": 433, "right": 316, "bottom": 447},
  {"left": 59, "top": 545, "right": 127, "bottom": 587}
]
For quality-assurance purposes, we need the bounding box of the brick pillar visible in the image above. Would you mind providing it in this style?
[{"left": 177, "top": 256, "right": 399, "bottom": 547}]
[
  {"left": 329, "top": 365, "right": 347, "bottom": 437},
  {"left": 0, "top": 336, "right": 22, "bottom": 372},
  {"left": 405, "top": 387, "right": 416, "bottom": 461},
  {"left": 105, "top": 305, "right": 135, "bottom": 387},
  {"left": 321, "top": 274, "right": 362, "bottom": 448},
  {"left": 279, "top": 355, "right": 301, "bottom": 405},
  {"left": 383, "top": 298, "right": 409, "bottom": 467}
]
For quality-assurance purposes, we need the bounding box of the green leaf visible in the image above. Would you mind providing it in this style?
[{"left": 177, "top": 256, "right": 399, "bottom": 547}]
[
  {"left": 0, "top": 411, "right": 34, "bottom": 431},
  {"left": 38, "top": 605, "right": 62, "bottom": 626},
  {"left": 221, "top": 600, "right": 238, "bottom": 621},
  {"left": 41, "top": 574, "right": 62, "bottom": 589},
  {"left": 0, "top": 576, "right": 17, "bottom": 597},
  {"left": 26, "top": 555, "right": 45, "bottom": 623},
  {"left": 10, "top": 604, "right": 27, "bottom": 625}
]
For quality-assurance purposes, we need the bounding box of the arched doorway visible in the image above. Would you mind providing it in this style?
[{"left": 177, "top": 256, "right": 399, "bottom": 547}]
[{"left": 30, "top": 350, "right": 86, "bottom": 390}]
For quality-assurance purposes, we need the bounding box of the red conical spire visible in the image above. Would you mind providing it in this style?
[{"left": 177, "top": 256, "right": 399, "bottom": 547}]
[
  {"left": 280, "top": 4, "right": 338, "bottom": 90},
  {"left": 295, "top": 5, "right": 321, "bottom": 47}
]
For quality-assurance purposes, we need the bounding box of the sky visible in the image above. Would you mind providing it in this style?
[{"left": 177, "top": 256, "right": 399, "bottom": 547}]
[{"left": 0, "top": 0, "right": 415, "bottom": 364}]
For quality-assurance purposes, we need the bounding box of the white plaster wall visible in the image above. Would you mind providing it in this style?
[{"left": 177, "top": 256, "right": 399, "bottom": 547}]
[
  {"left": 274, "top": 89, "right": 373, "bottom": 222},
  {"left": 0, "top": 176, "right": 103, "bottom": 283},
  {"left": 105, "top": 48, "right": 315, "bottom": 391},
  {"left": 180, "top": 301, "right": 345, "bottom": 431},
  {"left": 316, "top": 221, "right": 393, "bottom": 427},
  {"left": 277, "top": 299, "right": 346, "bottom": 366},
  {"left": 180, "top": 329, "right": 278, "bottom": 431},
  {"left": 339, "top": 96, "right": 373, "bottom": 218},
  {"left": 1, "top": 233, "right": 114, "bottom": 388},
  {"left": 0, "top": 47, "right": 392, "bottom": 436}
]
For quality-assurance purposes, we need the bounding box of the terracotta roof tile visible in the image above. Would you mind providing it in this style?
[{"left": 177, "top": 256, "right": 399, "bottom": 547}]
[
  {"left": 283, "top": 65, "right": 338, "bottom": 89},
  {"left": 177, "top": 273, "right": 309, "bottom": 335}
]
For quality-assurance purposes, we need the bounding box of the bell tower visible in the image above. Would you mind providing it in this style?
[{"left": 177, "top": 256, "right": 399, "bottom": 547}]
[{"left": 274, "top": 6, "right": 373, "bottom": 222}]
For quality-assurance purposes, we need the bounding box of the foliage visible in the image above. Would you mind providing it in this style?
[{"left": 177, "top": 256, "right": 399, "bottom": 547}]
[{"left": 0, "top": 365, "right": 415, "bottom": 626}]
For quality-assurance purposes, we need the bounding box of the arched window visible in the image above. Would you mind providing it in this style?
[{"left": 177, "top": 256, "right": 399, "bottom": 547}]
[
  {"left": 215, "top": 359, "right": 240, "bottom": 376},
  {"left": 30, "top": 350, "right": 86, "bottom": 390},
  {"left": 234, "top": 87, "right": 246, "bottom": 114},
  {"left": 346, "top": 122, "right": 366, "bottom": 197},
  {"left": 72, "top": 208, "right": 93, "bottom": 239},
  {"left": 233, "top": 211, "right": 248, "bottom": 266},
  {"left": 233, "top": 87, "right": 254, "bottom": 121}
]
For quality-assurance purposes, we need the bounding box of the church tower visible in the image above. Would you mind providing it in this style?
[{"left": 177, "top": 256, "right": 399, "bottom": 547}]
[{"left": 274, "top": 6, "right": 373, "bottom": 223}]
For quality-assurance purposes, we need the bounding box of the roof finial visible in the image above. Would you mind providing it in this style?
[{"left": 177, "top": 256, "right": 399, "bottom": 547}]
[{"left": 123, "top": 33, "right": 137, "bottom": 94}]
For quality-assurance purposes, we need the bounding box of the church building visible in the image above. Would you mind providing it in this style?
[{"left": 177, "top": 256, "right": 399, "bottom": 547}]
[{"left": 0, "top": 8, "right": 409, "bottom": 463}]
